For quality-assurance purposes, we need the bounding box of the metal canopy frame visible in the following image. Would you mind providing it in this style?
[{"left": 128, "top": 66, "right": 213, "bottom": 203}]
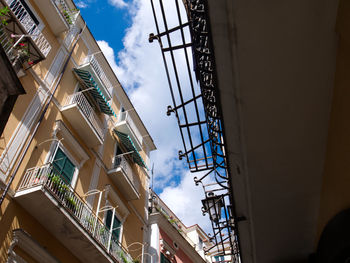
[{"left": 149, "top": 0, "right": 240, "bottom": 261}]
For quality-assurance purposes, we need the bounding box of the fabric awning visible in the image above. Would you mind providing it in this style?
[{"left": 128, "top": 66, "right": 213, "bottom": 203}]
[
  {"left": 113, "top": 130, "right": 147, "bottom": 169},
  {"left": 73, "top": 68, "right": 116, "bottom": 116}
]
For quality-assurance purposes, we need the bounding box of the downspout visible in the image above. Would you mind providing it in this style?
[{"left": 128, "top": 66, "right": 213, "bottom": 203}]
[{"left": 0, "top": 22, "right": 87, "bottom": 206}]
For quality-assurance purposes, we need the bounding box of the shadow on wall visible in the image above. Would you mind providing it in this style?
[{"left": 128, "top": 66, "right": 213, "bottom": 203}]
[
  {"left": 0, "top": 197, "right": 20, "bottom": 263},
  {"left": 311, "top": 209, "right": 350, "bottom": 263}
]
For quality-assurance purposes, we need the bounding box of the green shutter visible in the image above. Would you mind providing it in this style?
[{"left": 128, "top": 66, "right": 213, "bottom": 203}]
[
  {"left": 161, "top": 253, "right": 171, "bottom": 263},
  {"left": 52, "top": 148, "right": 75, "bottom": 184},
  {"left": 73, "top": 68, "right": 116, "bottom": 117}
]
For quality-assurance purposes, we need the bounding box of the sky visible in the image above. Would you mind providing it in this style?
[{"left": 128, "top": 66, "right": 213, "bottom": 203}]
[{"left": 73, "top": 0, "right": 212, "bottom": 233}]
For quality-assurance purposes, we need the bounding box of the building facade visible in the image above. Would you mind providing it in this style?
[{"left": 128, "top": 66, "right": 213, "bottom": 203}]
[
  {"left": 0, "top": 0, "right": 156, "bottom": 262},
  {"left": 148, "top": 190, "right": 211, "bottom": 263}
]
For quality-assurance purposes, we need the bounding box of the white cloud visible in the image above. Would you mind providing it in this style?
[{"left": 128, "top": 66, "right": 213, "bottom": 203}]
[
  {"left": 108, "top": 0, "right": 128, "bottom": 8},
  {"left": 97, "top": 40, "right": 119, "bottom": 74},
  {"left": 98, "top": 0, "right": 212, "bottom": 232},
  {"left": 159, "top": 172, "right": 212, "bottom": 233},
  {"left": 75, "top": 1, "right": 88, "bottom": 8}
]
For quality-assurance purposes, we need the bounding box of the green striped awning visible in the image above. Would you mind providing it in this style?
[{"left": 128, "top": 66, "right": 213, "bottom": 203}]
[
  {"left": 113, "top": 130, "right": 147, "bottom": 169},
  {"left": 73, "top": 68, "right": 116, "bottom": 117}
]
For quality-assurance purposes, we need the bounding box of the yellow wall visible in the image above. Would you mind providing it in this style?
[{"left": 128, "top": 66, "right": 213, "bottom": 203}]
[
  {"left": 0, "top": 196, "right": 80, "bottom": 263},
  {"left": 316, "top": 0, "right": 350, "bottom": 243}
]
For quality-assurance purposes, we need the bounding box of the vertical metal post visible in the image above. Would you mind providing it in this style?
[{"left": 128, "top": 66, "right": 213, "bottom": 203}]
[
  {"left": 107, "top": 207, "right": 116, "bottom": 252},
  {"left": 93, "top": 191, "right": 103, "bottom": 234},
  {"left": 141, "top": 243, "right": 144, "bottom": 263}
]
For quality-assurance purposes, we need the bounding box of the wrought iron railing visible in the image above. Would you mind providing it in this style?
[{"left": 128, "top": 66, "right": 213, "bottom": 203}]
[
  {"left": 54, "top": 0, "right": 79, "bottom": 26},
  {"left": 64, "top": 92, "right": 104, "bottom": 141},
  {"left": 117, "top": 111, "right": 143, "bottom": 147},
  {"left": 17, "top": 164, "right": 134, "bottom": 263},
  {"left": 113, "top": 155, "right": 140, "bottom": 193},
  {"left": 149, "top": 0, "right": 240, "bottom": 260},
  {"left": 4, "top": 0, "right": 51, "bottom": 57}
]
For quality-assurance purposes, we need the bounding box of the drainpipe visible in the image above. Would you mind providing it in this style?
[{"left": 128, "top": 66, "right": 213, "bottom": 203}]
[{"left": 0, "top": 22, "right": 87, "bottom": 206}]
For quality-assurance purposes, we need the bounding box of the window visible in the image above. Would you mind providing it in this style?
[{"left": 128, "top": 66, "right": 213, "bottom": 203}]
[
  {"left": 105, "top": 210, "right": 121, "bottom": 241},
  {"left": 214, "top": 255, "right": 225, "bottom": 262},
  {"left": 160, "top": 253, "right": 171, "bottom": 263},
  {"left": 52, "top": 148, "right": 76, "bottom": 184},
  {"left": 114, "top": 143, "right": 124, "bottom": 168}
]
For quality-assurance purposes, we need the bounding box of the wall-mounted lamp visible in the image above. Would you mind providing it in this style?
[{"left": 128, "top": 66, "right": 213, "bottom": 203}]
[{"left": 201, "top": 192, "right": 224, "bottom": 224}]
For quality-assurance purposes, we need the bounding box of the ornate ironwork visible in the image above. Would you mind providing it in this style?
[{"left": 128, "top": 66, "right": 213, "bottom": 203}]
[{"left": 149, "top": 0, "right": 241, "bottom": 261}]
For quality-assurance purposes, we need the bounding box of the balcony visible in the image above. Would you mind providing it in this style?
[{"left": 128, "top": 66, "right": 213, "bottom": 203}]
[
  {"left": 108, "top": 155, "right": 140, "bottom": 201},
  {"left": 31, "top": 0, "right": 79, "bottom": 35},
  {"left": 15, "top": 164, "right": 134, "bottom": 263},
  {"left": 0, "top": 0, "right": 51, "bottom": 74},
  {"left": 114, "top": 111, "right": 143, "bottom": 151},
  {"left": 4, "top": 0, "right": 51, "bottom": 57},
  {"left": 61, "top": 92, "right": 104, "bottom": 147},
  {"left": 77, "top": 55, "right": 113, "bottom": 100}
]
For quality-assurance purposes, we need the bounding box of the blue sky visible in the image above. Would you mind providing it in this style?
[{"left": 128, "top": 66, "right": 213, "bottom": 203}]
[
  {"left": 75, "top": 0, "right": 131, "bottom": 55},
  {"left": 73, "top": 0, "right": 212, "bottom": 233}
]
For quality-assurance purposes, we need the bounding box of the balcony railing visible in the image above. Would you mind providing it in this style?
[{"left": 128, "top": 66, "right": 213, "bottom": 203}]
[
  {"left": 4, "top": 0, "right": 51, "bottom": 57},
  {"left": 54, "top": 0, "right": 79, "bottom": 26},
  {"left": 17, "top": 164, "right": 134, "bottom": 263},
  {"left": 114, "top": 155, "right": 140, "bottom": 192},
  {"left": 64, "top": 92, "right": 104, "bottom": 141},
  {"left": 116, "top": 111, "right": 143, "bottom": 150},
  {"left": 87, "top": 54, "right": 113, "bottom": 95}
]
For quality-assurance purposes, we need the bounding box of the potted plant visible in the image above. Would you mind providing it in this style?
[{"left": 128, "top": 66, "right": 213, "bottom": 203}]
[
  {"left": 65, "top": 195, "right": 77, "bottom": 213},
  {"left": 48, "top": 174, "right": 69, "bottom": 197},
  {"left": 118, "top": 251, "right": 129, "bottom": 263},
  {"left": 62, "top": 9, "right": 72, "bottom": 25},
  {"left": 84, "top": 215, "right": 95, "bottom": 231},
  {"left": 0, "top": 6, "right": 9, "bottom": 26}
]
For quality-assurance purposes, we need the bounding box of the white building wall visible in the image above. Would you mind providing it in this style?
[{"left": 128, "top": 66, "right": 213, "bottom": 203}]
[{"left": 148, "top": 223, "right": 160, "bottom": 263}]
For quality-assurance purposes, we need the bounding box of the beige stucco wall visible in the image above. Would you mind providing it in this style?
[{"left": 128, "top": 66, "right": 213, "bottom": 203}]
[
  {"left": 316, "top": 0, "right": 350, "bottom": 243},
  {"left": 0, "top": 196, "right": 81, "bottom": 263}
]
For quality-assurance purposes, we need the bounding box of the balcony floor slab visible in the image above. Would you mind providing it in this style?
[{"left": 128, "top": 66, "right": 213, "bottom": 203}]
[
  {"left": 14, "top": 186, "right": 115, "bottom": 263},
  {"left": 61, "top": 104, "right": 103, "bottom": 147},
  {"left": 108, "top": 168, "right": 140, "bottom": 201}
]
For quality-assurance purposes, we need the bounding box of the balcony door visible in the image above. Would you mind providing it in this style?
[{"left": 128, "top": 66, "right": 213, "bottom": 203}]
[
  {"left": 105, "top": 209, "right": 122, "bottom": 242},
  {"left": 52, "top": 147, "right": 76, "bottom": 185}
]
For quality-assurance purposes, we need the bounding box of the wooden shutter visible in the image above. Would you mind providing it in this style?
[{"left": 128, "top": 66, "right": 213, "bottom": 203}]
[{"left": 52, "top": 148, "right": 75, "bottom": 184}]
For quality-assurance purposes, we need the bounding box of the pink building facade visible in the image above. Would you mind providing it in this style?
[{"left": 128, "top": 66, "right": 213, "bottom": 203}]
[{"left": 147, "top": 190, "right": 211, "bottom": 263}]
